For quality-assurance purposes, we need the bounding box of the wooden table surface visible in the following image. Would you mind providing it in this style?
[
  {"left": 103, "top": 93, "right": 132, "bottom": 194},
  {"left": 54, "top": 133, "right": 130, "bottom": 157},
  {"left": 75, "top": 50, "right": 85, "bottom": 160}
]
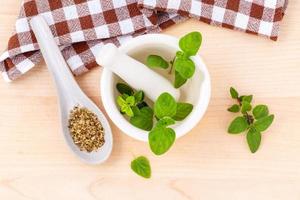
[{"left": 0, "top": 1, "right": 300, "bottom": 199}]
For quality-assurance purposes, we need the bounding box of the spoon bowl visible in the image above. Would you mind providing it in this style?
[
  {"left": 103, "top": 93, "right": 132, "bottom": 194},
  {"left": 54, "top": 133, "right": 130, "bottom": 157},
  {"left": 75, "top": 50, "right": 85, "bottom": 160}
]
[{"left": 30, "top": 16, "right": 113, "bottom": 164}]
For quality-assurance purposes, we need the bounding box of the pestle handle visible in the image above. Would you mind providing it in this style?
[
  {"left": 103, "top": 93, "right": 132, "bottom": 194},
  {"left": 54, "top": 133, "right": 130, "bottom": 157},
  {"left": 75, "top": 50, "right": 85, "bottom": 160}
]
[{"left": 96, "top": 44, "right": 180, "bottom": 102}]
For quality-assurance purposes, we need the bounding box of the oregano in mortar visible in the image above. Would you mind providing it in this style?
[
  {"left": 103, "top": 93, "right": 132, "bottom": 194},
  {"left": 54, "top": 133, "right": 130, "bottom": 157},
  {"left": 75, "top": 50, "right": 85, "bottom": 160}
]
[
  {"left": 116, "top": 83, "right": 193, "bottom": 178},
  {"left": 146, "top": 31, "right": 202, "bottom": 88},
  {"left": 116, "top": 31, "right": 203, "bottom": 179}
]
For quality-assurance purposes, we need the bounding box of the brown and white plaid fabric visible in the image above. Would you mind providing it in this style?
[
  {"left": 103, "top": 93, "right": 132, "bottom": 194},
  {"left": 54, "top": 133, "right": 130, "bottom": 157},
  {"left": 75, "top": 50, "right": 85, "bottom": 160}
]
[{"left": 0, "top": 0, "right": 288, "bottom": 81}]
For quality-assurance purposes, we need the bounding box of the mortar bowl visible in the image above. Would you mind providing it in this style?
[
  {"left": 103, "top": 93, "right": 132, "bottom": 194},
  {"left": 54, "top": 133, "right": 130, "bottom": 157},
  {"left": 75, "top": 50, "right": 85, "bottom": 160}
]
[{"left": 101, "top": 34, "right": 211, "bottom": 142}]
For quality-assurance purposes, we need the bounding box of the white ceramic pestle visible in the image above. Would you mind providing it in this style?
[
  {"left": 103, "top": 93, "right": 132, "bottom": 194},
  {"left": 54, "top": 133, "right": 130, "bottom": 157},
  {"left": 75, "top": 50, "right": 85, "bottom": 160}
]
[{"left": 96, "top": 43, "right": 180, "bottom": 102}]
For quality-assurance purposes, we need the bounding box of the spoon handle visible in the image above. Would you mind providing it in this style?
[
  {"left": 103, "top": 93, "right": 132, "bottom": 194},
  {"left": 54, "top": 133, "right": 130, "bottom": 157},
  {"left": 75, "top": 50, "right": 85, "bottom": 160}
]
[{"left": 30, "top": 16, "right": 82, "bottom": 102}]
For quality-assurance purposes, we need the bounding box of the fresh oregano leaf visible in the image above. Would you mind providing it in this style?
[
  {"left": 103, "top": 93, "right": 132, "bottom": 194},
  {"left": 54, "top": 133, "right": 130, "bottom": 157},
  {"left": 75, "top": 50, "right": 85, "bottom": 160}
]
[
  {"left": 130, "top": 107, "right": 154, "bottom": 131},
  {"left": 230, "top": 87, "right": 239, "bottom": 99},
  {"left": 131, "top": 106, "right": 140, "bottom": 116},
  {"left": 253, "top": 115, "right": 274, "bottom": 132},
  {"left": 173, "top": 102, "right": 193, "bottom": 121},
  {"left": 253, "top": 105, "right": 269, "bottom": 120},
  {"left": 242, "top": 95, "right": 253, "bottom": 103},
  {"left": 154, "top": 92, "right": 177, "bottom": 119},
  {"left": 117, "top": 96, "right": 126, "bottom": 107},
  {"left": 149, "top": 126, "right": 176, "bottom": 155},
  {"left": 117, "top": 96, "right": 134, "bottom": 117},
  {"left": 116, "top": 83, "right": 134, "bottom": 95},
  {"left": 241, "top": 101, "right": 252, "bottom": 113},
  {"left": 228, "top": 116, "right": 249, "bottom": 134},
  {"left": 134, "top": 90, "right": 144, "bottom": 103},
  {"left": 174, "top": 57, "right": 195, "bottom": 79},
  {"left": 227, "top": 104, "right": 240, "bottom": 113},
  {"left": 227, "top": 87, "right": 274, "bottom": 153},
  {"left": 126, "top": 96, "right": 135, "bottom": 106},
  {"left": 131, "top": 156, "right": 151, "bottom": 179},
  {"left": 179, "top": 31, "right": 202, "bottom": 56},
  {"left": 174, "top": 71, "right": 187, "bottom": 88},
  {"left": 146, "top": 55, "right": 169, "bottom": 69},
  {"left": 123, "top": 106, "right": 134, "bottom": 117},
  {"left": 156, "top": 117, "right": 176, "bottom": 128},
  {"left": 247, "top": 127, "right": 261, "bottom": 153},
  {"left": 121, "top": 93, "right": 129, "bottom": 100},
  {"left": 121, "top": 106, "right": 134, "bottom": 117}
]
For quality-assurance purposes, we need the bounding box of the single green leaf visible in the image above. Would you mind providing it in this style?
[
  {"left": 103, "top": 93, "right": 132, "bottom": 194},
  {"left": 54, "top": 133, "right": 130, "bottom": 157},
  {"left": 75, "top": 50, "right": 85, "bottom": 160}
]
[
  {"left": 227, "top": 104, "right": 240, "bottom": 113},
  {"left": 131, "top": 106, "right": 140, "bottom": 115},
  {"left": 118, "top": 96, "right": 134, "bottom": 117},
  {"left": 134, "top": 91, "right": 144, "bottom": 103},
  {"left": 130, "top": 107, "right": 154, "bottom": 131},
  {"left": 116, "top": 83, "right": 134, "bottom": 95},
  {"left": 146, "top": 55, "right": 169, "bottom": 69},
  {"left": 126, "top": 96, "right": 135, "bottom": 106},
  {"left": 179, "top": 31, "right": 202, "bottom": 56},
  {"left": 123, "top": 106, "right": 134, "bottom": 117},
  {"left": 253, "top": 115, "right": 274, "bottom": 132},
  {"left": 173, "top": 102, "right": 193, "bottom": 121},
  {"left": 241, "top": 101, "right": 252, "bottom": 113},
  {"left": 131, "top": 156, "right": 151, "bottom": 179},
  {"left": 149, "top": 127, "right": 176, "bottom": 155},
  {"left": 228, "top": 116, "right": 249, "bottom": 134},
  {"left": 247, "top": 127, "right": 261, "bottom": 153},
  {"left": 174, "top": 70, "right": 187, "bottom": 88},
  {"left": 154, "top": 92, "right": 177, "bottom": 119},
  {"left": 230, "top": 87, "right": 239, "bottom": 99},
  {"left": 242, "top": 95, "right": 253, "bottom": 103},
  {"left": 156, "top": 117, "right": 175, "bottom": 128},
  {"left": 253, "top": 105, "right": 269, "bottom": 120},
  {"left": 117, "top": 96, "right": 126, "bottom": 107},
  {"left": 174, "top": 57, "right": 195, "bottom": 79}
]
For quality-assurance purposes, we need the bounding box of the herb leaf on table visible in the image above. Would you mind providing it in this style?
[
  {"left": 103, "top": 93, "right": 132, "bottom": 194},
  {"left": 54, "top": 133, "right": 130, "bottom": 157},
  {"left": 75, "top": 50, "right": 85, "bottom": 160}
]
[
  {"left": 227, "top": 87, "right": 275, "bottom": 153},
  {"left": 179, "top": 31, "right": 202, "bottom": 56},
  {"left": 149, "top": 124, "right": 176, "bottom": 155},
  {"left": 228, "top": 116, "right": 249, "bottom": 134},
  {"left": 131, "top": 156, "right": 151, "bottom": 179},
  {"left": 247, "top": 127, "right": 261, "bottom": 153}
]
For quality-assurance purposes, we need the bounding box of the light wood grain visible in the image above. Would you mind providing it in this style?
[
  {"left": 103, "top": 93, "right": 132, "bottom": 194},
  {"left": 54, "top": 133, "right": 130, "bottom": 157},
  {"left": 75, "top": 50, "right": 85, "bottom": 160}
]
[{"left": 0, "top": 1, "right": 300, "bottom": 199}]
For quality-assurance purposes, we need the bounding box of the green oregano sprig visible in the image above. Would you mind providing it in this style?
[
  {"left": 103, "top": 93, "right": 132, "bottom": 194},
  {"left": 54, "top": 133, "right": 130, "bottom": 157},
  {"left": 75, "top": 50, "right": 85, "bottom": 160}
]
[
  {"left": 146, "top": 32, "right": 202, "bottom": 88},
  {"left": 116, "top": 83, "right": 153, "bottom": 131},
  {"left": 117, "top": 83, "right": 193, "bottom": 155},
  {"left": 227, "top": 87, "right": 275, "bottom": 153},
  {"left": 116, "top": 83, "right": 194, "bottom": 178}
]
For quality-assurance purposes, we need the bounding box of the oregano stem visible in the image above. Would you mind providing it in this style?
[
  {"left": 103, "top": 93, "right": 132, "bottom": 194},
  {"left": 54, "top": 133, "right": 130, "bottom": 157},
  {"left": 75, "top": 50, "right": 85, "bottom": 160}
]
[
  {"left": 169, "top": 56, "right": 176, "bottom": 74},
  {"left": 237, "top": 98, "right": 253, "bottom": 125}
]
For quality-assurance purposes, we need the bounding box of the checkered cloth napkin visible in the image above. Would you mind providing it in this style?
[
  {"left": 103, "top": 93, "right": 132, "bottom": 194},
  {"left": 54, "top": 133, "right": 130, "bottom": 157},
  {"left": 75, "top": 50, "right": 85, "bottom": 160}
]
[{"left": 0, "top": 0, "right": 288, "bottom": 81}]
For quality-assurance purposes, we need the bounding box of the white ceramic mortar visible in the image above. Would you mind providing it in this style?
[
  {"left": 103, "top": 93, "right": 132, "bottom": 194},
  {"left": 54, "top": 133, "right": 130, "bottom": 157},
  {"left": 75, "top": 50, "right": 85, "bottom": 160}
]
[{"left": 101, "top": 34, "right": 211, "bottom": 142}]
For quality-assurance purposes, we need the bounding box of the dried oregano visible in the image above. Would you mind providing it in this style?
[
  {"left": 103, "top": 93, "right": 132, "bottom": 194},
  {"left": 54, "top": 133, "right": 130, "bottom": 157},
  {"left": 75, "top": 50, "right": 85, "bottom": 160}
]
[{"left": 68, "top": 106, "right": 105, "bottom": 152}]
